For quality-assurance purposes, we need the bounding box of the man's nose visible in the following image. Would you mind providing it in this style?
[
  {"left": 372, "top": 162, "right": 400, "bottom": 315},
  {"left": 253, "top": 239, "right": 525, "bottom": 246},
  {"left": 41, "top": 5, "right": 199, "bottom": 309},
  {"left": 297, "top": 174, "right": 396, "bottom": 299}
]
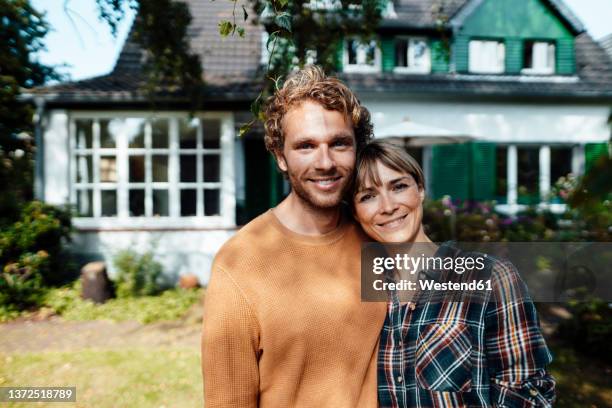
[{"left": 314, "top": 145, "right": 335, "bottom": 171}]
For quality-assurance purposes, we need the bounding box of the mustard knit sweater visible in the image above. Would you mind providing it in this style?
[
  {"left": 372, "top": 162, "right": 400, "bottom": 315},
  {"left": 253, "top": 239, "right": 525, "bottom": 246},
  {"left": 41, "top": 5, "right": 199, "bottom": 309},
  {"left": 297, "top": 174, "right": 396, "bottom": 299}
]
[{"left": 201, "top": 210, "right": 387, "bottom": 407}]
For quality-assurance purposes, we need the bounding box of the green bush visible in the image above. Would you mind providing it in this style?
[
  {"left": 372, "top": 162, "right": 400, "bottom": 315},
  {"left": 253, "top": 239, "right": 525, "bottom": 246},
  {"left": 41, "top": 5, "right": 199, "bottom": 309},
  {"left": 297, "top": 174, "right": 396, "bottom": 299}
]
[
  {"left": 0, "top": 201, "right": 73, "bottom": 310},
  {"left": 113, "top": 249, "right": 164, "bottom": 298}
]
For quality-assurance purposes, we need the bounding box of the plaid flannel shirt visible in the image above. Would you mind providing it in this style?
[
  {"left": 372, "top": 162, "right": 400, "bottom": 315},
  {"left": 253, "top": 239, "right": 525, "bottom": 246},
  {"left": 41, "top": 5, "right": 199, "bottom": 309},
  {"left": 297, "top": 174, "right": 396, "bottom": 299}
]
[{"left": 378, "top": 242, "right": 555, "bottom": 408}]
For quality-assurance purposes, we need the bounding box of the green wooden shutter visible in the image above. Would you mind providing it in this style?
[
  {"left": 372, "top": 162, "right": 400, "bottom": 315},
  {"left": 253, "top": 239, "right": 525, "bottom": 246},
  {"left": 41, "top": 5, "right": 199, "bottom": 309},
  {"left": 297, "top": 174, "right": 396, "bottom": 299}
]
[
  {"left": 505, "top": 38, "right": 523, "bottom": 74},
  {"left": 454, "top": 35, "right": 469, "bottom": 73},
  {"left": 556, "top": 38, "right": 575, "bottom": 75},
  {"left": 585, "top": 142, "right": 609, "bottom": 172},
  {"left": 431, "top": 39, "right": 450, "bottom": 73},
  {"left": 381, "top": 36, "right": 395, "bottom": 72},
  {"left": 430, "top": 144, "right": 471, "bottom": 200},
  {"left": 335, "top": 38, "right": 344, "bottom": 71},
  {"left": 470, "top": 142, "right": 497, "bottom": 200}
]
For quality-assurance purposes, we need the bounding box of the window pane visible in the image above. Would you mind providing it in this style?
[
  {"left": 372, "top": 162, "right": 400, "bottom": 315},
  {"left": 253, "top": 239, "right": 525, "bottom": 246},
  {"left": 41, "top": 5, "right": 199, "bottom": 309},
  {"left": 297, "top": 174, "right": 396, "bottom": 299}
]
[
  {"left": 152, "top": 119, "right": 169, "bottom": 148},
  {"left": 348, "top": 40, "right": 358, "bottom": 64},
  {"left": 76, "top": 154, "right": 93, "bottom": 183},
  {"left": 75, "top": 119, "right": 93, "bottom": 149},
  {"left": 181, "top": 189, "right": 197, "bottom": 216},
  {"left": 496, "top": 146, "right": 507, "bottom": 198},
  {"left": 517, "top": 147, "right": 539, "bottom": 202},
  {"left": 469, "top": 40, "right": 504, "bottom": 73},
  {"left": 126, "top": 118, "right": 146, "bottom": 148},
  {"left": 129, "top": 189, "right": 145, "bottom": 216},
  {"left": 395, "top": 39, "right": 408, "bottom": 67},
  {"left": 101, "top": 190, "right": 117, "bottom": 216},
  {"left": 202, "top": 119, "right": 221, "bottom": 149},
  {"left": 551, "top": 147, "right": 572, "bottom": 185},
  {"left": 100, "top": 119, "right": 119, "bottom": 148},
  {"left": 77, "top": 189, "right": 93, "bottom": 217},
  {"left": 152, "top": 155, "right": 168, "bottom": 182},
  {"left": 179, "top": 118, "right": 198, "bottom": 149},
  {"left": 523, "top": 41, "right": 534, "bottom": 68},
  {"left": 411, "top": 39, "right": 428, "bottom": 68},
  {"left": 153, "top": 189, "right": 169, "bottom": 216},
  {"left": 100, "top": 156, "right": 117, "bottom": 182},
  {"left": 180, "top": 154, "right": 197, "bottom": 182},
  {"left": 204, "top": 189, "right": 220, "bottom": 216},
  {"left": 129, "top": 155, "right": 145, "bottom": 182},
  {"left": 203, "top": 155, "right": 220, "bottom": 182}
]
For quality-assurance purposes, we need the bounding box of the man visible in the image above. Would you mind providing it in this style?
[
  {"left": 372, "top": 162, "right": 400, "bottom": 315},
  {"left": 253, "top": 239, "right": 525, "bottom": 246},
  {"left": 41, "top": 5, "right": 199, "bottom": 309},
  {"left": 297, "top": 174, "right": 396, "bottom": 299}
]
[{"left": 201, "top": 65, "right": 387, "bottom": 407}]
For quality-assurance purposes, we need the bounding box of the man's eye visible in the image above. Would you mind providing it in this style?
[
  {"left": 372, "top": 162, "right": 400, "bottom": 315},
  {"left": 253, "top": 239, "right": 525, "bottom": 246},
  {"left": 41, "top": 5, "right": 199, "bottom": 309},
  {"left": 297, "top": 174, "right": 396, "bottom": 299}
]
[{"left": 297, "top": 143, "right": 314, "bottom": 149}]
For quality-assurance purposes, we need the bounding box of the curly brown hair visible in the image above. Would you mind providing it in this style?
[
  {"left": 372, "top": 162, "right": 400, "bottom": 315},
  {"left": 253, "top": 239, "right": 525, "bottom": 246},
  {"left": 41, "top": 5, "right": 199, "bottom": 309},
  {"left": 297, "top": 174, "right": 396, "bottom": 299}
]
[{"left": 264, "top": 65, "right": 373, "bottom": 158}]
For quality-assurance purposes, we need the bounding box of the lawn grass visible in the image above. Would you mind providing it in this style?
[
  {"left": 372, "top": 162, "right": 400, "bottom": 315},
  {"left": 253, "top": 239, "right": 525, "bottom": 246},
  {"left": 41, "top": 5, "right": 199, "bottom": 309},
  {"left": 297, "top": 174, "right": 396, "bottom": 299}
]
[{"left": 0, "top": 347, "right": 203, "bottom": 408}]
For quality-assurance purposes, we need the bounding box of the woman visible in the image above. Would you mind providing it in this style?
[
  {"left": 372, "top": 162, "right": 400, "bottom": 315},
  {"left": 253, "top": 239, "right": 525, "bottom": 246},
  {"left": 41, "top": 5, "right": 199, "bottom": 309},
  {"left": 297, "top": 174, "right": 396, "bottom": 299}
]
[{"left": 352, "top": 140, "right": 555, "bottom": 407}]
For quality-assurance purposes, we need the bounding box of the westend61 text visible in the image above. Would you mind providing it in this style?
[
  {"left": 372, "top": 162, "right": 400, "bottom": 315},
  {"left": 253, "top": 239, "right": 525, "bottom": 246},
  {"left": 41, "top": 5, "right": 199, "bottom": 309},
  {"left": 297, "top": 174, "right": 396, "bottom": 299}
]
[{"left": 373, "top": 279, "right": 493, "bottom": 291}]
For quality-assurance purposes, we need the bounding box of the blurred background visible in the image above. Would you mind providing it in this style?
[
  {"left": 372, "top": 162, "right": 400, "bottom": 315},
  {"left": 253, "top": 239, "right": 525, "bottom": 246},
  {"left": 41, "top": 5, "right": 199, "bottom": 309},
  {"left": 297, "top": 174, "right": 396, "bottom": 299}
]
[{"left": 1, "top": 0, "right": 610, "bottom": 406}]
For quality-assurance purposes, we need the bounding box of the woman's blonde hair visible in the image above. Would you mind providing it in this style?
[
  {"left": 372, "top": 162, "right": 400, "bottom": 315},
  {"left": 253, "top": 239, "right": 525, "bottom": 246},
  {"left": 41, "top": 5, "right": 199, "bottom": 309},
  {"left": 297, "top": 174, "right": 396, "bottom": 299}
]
[{"left": 355, "top": 140, "right": 425, "bottom": 194}]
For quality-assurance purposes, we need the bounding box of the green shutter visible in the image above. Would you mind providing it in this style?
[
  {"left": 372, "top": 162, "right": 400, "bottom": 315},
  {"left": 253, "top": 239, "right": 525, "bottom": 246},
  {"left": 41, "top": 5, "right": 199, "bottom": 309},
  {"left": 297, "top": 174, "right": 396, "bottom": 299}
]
[
  {"left": 556, "top": 38, "right": 575, "bottom": 75},
  {"left": 585, "top": 142, "right": 609, "bottom": 172},
  {"left": 381, "top": 36, "right": 395, "bottom": 72},
  {"left": 335, "top": 38, "right": 344, "bottom": 71},
  {"left": 505, "top": 38, "right": 523, "bottom": 74},
  {"left": 431, "top": 39, "right": 450, "bottom": 73},
  {"left": 454, "top": 35, "right": 469, "bottom": 73},
  {"left": 430, "top": 144, "right": 471, "bottom": 200},
  {"left": 470, "top": 142, "right": 497, "bottom": 200}
]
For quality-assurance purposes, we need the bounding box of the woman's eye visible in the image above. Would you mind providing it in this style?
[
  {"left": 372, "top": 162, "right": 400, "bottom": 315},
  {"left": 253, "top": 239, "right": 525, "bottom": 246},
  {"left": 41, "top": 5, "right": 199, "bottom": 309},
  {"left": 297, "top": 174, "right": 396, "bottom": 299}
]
[
  {"left": 358, "top": 194, "right": 373, "bottom": 203},
  {"left": 392, "top": 183, "right": 409, "bottom": 191}
]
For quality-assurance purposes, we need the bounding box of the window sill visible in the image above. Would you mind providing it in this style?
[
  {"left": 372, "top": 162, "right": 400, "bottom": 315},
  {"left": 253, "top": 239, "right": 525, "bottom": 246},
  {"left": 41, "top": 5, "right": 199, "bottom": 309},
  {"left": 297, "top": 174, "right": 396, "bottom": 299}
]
[
  {"left": 73, "top": 216, "right": 237, "bottom": 231},
  {"left": 520, "top": 68, "right": 555, "bottom": 75},
  {"left": 343, "top": 65, "right": 381, "bottom": 74},
  {"left": 393, "top": 67, "right": 431, "bottom": 74}
]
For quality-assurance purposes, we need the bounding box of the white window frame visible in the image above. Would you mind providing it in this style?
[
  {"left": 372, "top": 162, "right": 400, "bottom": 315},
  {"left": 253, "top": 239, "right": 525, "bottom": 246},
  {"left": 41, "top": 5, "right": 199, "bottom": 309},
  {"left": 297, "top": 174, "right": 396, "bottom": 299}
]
[
  {"left": 521, "top": 40, "right": 556, "bottom": 75},
  {"left": 393, "top": 36, "right": 431, "bottom": 74},
  {"left": 343, "top": 38, "right": 382, "bottom": 73},
  {"left": 69, "top": 111, "right": 235, "bottom": 230},
  {"left": 495, "top": 144, "right": 580, "bottom": 215},
  {"left": 468, "top": 39, "right": 505, "bottom": 74}
]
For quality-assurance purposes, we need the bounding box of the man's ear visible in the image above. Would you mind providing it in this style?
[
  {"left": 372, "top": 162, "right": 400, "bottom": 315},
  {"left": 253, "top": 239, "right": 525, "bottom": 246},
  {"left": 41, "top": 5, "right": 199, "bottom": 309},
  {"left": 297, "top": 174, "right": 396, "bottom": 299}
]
[{"left": 275, "top": 151, "right": 288, "bottom": 172}]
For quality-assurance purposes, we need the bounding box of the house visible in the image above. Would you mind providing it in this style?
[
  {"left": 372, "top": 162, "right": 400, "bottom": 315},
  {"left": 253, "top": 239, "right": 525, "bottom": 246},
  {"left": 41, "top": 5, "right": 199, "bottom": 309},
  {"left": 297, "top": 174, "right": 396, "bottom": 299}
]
[{"left": 28, "top": 0, "right": 612, "bottom": 283}]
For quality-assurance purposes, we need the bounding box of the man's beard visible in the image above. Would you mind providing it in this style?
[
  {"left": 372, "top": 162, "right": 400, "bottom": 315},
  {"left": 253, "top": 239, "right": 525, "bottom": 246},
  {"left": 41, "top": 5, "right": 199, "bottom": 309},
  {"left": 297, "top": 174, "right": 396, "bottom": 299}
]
[{"left": 286, "top": 168, "right": 352, "bottom": 210}]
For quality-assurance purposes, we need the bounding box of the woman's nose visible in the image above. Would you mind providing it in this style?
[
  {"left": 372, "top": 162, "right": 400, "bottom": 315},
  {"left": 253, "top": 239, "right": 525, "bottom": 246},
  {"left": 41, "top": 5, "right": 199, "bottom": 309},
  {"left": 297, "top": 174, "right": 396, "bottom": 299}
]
[{"left": 379, "top": 193, "right": 398, "bottom": 214}]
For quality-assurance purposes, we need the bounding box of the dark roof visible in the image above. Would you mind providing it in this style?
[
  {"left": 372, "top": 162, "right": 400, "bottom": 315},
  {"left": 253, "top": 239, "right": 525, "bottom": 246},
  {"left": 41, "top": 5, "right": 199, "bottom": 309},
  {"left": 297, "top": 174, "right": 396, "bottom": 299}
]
[
  {"left": 601, "top": 33, "right": 612, "bottom": 60},
  {"left": 28, "top": 0, "right": 612, "bottom": 105}
]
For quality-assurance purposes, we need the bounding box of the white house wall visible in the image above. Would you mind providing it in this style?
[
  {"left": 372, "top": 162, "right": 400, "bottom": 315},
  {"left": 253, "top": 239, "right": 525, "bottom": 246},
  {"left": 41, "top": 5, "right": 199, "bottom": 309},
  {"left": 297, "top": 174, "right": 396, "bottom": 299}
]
[
  {"left": 69, "top": 229, "right": 234, "bottom": 284},
  {"left": 43, "top": 110, "right": 71, "bottom": 204},
  {"left": 364, "top": 98, "right": 610, "bottom": 144}
]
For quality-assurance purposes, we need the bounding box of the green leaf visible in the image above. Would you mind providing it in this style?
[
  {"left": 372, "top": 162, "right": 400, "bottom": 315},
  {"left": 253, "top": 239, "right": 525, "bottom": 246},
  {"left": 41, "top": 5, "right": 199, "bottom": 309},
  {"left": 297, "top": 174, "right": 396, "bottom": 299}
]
[
  {"left": 266, "top": 31, "right": 278, "bottom": 51},
  {"left": 238, "top": 122, "right": 253, "bottom": 138},
  {"left": 276, "top": 0, "right": 289, "bottom": 8},
  {"left": 242, "top": 5, "right": 249, "bottom": 21},
  {"left": 237, "top": 27, "right": 245, "bottom": 38},
  {"left": 274, "top": 12, "right": 292, "bottom": 33},
  {"left": 218, "top": 20, "right": 233, "bottom": 37}
]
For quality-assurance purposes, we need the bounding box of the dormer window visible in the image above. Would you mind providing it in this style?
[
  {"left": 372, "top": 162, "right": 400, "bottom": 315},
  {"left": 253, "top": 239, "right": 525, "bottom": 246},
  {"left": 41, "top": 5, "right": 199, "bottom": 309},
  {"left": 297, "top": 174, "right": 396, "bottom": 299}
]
[
  {"left": 343, "top": 38, "right": 381, "bottom": 73},
  {"left": 522, "top": 40, "right": 556, "bottom": 75},
  {"left": 469, "top": 40, "right": 505, "bottom": 74},
  {"left": 394, "top": 37, "right": 431, "bottom": 74}
]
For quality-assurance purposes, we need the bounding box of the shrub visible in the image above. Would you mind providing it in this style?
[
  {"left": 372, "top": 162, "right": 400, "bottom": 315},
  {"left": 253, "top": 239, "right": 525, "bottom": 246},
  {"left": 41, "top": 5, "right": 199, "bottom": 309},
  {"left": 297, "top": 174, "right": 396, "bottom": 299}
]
[
  {"left": 0, "top": 201, "right": 73, "bottom": 311},
  {"left": 0, "top": 201, "right": 73, "bottom": 286},
  {"left": 113, "top": 249, "right": 164, "bottom": 298}
]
